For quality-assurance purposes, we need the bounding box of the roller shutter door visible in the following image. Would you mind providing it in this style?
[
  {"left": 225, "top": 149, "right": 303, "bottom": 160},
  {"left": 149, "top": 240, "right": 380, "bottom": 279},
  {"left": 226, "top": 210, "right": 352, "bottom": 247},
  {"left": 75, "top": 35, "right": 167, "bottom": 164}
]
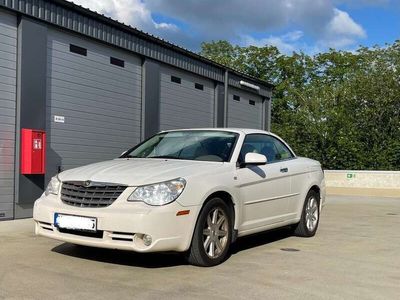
[
  {"left": 0, "top": 10, "right": 17, "bottom": 220},
  {"left": 227, "top": 88, "right": 263, "bottom": 129},
  {"left": 159, "top": 66, "right": 215, "bottom": 130},
  {"left": 46, "top": 30, "right": 142, "bottom": 180}
]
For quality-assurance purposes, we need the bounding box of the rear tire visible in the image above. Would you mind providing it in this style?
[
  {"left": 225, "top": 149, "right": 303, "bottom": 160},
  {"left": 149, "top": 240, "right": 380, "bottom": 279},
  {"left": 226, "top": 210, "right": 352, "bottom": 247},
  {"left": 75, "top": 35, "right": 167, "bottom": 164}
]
[
  {"left": 186, "top": 198, "right": 232, "bottom": 267},
  {"left": 293, "top": 190, "right": 320, "bottom": 237}
]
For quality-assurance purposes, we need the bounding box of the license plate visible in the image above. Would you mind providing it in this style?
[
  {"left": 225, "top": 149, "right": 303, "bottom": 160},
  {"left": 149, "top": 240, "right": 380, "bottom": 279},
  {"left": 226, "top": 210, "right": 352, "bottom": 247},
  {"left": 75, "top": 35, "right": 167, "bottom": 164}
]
[{"left": 54, "top": 213, "right": 97, "bottom": 232}]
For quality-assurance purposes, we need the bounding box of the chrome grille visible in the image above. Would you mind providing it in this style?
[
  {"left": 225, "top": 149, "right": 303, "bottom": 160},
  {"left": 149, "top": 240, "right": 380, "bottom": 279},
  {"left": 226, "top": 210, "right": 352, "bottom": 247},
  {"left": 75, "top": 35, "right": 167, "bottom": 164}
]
[{"left": 61, "top": 181, "right": 127, "bottom": 208}]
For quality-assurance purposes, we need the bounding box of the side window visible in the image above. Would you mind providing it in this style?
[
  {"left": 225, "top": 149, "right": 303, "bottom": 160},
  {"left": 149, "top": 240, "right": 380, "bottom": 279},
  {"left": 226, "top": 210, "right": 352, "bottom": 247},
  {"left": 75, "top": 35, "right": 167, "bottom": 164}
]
[
  {"left": 271, "top": 138, "right": 294, "bottom": 161},
  {"left": 239, "top": 134, "right": 293, "bottom": 163}
]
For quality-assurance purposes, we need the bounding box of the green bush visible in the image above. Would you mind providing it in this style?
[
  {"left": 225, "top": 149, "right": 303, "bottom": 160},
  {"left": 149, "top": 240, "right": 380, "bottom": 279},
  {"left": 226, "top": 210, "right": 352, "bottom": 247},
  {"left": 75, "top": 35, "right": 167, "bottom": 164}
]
[{"left": 200, "top": 41, "right": 400, "bottom": 170}]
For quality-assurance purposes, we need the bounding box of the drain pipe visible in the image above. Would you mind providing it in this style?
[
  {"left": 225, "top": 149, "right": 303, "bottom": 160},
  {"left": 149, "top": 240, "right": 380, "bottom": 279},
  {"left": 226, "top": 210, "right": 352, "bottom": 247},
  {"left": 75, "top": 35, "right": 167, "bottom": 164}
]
[{"left": 223, "top": 69, "right": 228, "bottom": 127}]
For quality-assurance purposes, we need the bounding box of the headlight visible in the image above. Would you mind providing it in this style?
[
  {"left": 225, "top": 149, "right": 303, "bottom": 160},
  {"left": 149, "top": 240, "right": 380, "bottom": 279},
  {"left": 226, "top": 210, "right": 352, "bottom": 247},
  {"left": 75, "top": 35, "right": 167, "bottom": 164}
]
[
  {"left": 45, "top": 176, "right": 61, "bottom": 196},
  {"left": 128, "top": 178, "right": 186, "bottom": 206}
]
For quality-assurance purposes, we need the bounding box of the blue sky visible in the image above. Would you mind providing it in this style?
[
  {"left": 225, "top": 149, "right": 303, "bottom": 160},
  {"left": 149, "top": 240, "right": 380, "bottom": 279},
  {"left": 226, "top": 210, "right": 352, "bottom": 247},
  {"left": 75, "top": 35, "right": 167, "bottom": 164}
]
[
  {"left": 336, "top": 3, "right": 400, "bottom": 48},
  {"left": 74, "top": 0, "right": 400, "bottom": 54}
]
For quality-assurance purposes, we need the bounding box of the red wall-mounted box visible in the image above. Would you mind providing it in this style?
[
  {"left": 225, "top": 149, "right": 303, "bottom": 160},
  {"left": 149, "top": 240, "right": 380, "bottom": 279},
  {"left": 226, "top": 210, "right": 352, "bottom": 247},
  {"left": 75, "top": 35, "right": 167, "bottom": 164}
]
[{"left": 21, "top": 129, "right": 46, "bottom": 175}]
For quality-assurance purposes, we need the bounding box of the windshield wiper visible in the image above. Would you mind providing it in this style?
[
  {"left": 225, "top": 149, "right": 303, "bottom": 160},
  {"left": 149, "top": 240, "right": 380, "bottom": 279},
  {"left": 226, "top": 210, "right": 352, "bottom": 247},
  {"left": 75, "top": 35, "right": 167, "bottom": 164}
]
[{"left": 147, "top": 155, "right": 181, "bottom": 159}]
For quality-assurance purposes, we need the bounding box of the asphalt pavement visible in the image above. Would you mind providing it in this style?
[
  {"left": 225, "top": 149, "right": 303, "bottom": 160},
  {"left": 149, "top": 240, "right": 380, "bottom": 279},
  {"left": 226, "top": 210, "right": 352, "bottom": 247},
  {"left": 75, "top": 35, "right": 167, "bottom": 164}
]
[{"left": 0, "top": 195, "right": 399, "bottom": 300}]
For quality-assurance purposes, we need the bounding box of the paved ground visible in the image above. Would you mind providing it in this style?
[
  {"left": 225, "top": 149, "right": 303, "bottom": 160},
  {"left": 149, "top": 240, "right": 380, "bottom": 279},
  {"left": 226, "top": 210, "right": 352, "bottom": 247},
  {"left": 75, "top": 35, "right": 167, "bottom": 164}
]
[{"left": 0, "top": 196, "right": 399, "bottom": 300}]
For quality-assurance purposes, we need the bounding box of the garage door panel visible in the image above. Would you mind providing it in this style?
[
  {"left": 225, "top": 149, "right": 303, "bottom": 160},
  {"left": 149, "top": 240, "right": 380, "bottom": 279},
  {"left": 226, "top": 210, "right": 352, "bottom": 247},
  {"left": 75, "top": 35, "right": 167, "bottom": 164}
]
[
  {"left": 46, "top": 109, "right": 141, "bottom": 131},
  {"left": 49, "top": 31, "right": 140, "bottom": 60},
  {"left": 0, "top": 10, "right": 16, "bottom": 220},
  {"left": 48, "top": 40, "right": 142, "bottom": 78},
  {"left": 227, "top": 88, "right": 263, "bottom": 129},
  {"left": 0, "top": 42, "right": 16, "bottom": 54},
  {"left": 49, "top": 143, "right": 128, "bottom": 155},
  {"left": 50, "top": 48, "right": 141, "bottom": 78},
  {"left": 49, "top": 56, "right": 139, "bottom": 85},
  {"left": 0, "top": 51, "right": 16, "bottom": 64},
  {"left": 47, "top": 121, "right": 140, "bottom": 142},
  {"left": 48, "top": 101, "right": 140, "bottom": 123},
  {"left": 48, "top": 76, "right": 141, "bottom": 99},
  {"left": 50, "top": 81, "right": 140, "bottom": 104},
  {"left": 49, "top": 94, "right": 140, "bottom": 116},
  {"left": 49, "top": 136, "right": 133, "bottom": 150},
  {"left": 160, "top": 107, "right": 213, "bottom": 122},
  {"left": 159, "top": 87, "right": 214, "bottom": 105},
  {"left": 49, "top": 62, "right": 141, "bottom": 90},
  {"left": 0, "top": 33, "right": 16, "bottom": 47},
  {"left": 47, "top": 29, "right": 142, "bottom": 178},
  {"left": 0, "top": 74, "right": 16, "bottom": 86},
  {"left": 48, "top": 70, "right": 138, "bottom": 97},
  {"left": 160, "top": 66, "right": 215, "bottom": 130}
]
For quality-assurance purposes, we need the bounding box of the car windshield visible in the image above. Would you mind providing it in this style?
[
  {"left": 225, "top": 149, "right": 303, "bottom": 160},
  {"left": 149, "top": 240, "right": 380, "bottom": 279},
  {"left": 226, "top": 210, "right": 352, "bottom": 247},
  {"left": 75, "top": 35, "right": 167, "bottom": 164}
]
[{"left": 121, "top": 130, "right": 238, "bottom": 162}]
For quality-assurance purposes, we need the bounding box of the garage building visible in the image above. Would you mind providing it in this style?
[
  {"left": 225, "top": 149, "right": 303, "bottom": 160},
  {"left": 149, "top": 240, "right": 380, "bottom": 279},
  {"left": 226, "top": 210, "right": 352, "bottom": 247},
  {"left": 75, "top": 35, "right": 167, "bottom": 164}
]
[{"left": 0, "top": 0, "right": 273, "bottom": 220}]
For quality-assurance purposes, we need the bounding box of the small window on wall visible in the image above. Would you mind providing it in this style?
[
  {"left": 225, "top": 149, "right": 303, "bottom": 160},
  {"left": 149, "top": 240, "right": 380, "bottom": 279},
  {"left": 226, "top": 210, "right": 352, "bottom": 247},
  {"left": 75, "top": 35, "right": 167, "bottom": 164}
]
[
  {"left": 171, "top": 76, "right": 181, "bottom": 84},
  {"left": 249, "top": 100, "right": 256, "bottom": 106},
  {"left": 233, "top": 95, "right": 240, "bottom": 101},
  {"left": 195, "top": 83, "right": 204, "bottom": 90},
  {"left": 69, "top": 44, "right": 87, "bottom": 56},
  {"left": 110, "top": 57, "right": 125, "bottom": 67}
]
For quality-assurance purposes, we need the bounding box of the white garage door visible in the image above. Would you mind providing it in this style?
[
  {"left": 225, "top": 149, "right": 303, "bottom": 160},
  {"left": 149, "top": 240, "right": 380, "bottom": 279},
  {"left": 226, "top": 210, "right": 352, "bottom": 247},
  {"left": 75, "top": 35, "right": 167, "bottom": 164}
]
[
  {"left": 46, "top": 29, "right": 142, "bottom": 180},
  {"left": 159, "top": 66, "right": 215, "bottom": 130},
  {"left": 227, "top": 88, "right": 263, "bottom": 129},
  {"left": 0, "top": 10, "right": 17, "bottom": 220}
]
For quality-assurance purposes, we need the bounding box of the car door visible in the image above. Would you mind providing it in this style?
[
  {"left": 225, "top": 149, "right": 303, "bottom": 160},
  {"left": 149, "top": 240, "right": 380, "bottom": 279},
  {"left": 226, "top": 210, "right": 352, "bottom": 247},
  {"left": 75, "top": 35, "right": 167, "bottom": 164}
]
[{"left": 235, "top": 134, "right": 295, "bottom": 232}]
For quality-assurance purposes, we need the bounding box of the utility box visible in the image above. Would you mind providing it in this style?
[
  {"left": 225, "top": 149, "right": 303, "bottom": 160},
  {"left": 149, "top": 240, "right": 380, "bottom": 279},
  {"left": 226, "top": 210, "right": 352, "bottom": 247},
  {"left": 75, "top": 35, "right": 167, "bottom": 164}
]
[{"left": 21, "top": 129, "right": 46, "bottom": 174}]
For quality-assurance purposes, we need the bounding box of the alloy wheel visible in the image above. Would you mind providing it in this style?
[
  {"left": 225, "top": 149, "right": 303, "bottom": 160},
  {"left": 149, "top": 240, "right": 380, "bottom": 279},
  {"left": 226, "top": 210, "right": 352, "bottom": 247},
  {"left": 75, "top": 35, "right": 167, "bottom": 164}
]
[
  {"left": 305, "top": 196, "right": 319, "bottom": 232},
  {"left": 202, "top": 207, "right": 229, "bottom": 258}
]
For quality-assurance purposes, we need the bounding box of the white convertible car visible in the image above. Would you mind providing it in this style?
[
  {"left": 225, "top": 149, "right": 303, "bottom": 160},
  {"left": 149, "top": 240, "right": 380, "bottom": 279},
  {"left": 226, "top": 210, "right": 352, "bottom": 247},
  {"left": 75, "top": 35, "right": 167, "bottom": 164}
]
[{"left": 34, "top": 128, "right": 325, "bottom": 266}]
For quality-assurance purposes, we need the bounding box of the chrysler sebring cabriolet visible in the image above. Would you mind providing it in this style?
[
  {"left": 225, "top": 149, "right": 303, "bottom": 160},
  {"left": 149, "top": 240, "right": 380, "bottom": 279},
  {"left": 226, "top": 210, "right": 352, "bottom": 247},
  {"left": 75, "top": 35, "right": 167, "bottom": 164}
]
[{"left": 34, "top": 128, "right": 325, "bottom": 266}]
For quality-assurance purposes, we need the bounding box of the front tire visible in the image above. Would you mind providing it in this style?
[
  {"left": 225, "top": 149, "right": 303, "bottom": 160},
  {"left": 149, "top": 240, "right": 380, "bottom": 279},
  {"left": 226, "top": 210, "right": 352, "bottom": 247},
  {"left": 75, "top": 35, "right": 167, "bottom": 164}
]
[
  {"left": 293, "top": 190, "right": 320, "bottom": 237},
  {"left": 186, "top": 198, "right": 232, "bottom": 267}
]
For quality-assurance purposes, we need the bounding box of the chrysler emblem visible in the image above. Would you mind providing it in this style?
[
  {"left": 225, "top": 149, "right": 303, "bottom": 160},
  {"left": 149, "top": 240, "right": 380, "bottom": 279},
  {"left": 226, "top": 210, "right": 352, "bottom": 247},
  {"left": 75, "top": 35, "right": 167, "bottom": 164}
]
[{"left": 84, "top": 180, "right": 91, "bottom": 187}]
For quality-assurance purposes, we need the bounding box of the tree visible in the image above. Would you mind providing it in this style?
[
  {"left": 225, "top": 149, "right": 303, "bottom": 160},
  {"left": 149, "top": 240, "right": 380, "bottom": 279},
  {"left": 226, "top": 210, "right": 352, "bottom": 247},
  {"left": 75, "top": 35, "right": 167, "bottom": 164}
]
[{"left": 199, "top": 41, "right": 400, "bottom": 170}]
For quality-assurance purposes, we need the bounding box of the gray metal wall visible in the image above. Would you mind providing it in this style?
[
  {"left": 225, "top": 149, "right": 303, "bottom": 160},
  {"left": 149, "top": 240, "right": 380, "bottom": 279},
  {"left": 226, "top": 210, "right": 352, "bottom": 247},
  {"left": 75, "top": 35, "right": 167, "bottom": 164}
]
[
  {"left": 159, "top": 66, "right": 215, "bottom": 130},
  {"left": 0, "top": 10, "right": 16, "bottom": 220},
  {"left": 46, "top": 29, "right": 142, "bottom": 180},
  {"left": 227, "top": 87, "right": 264, "bottom": 129}
]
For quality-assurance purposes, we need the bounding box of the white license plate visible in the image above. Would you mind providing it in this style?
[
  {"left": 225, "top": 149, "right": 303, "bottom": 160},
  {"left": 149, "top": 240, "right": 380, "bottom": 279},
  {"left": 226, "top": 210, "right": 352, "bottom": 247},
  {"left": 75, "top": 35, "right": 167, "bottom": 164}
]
[{"left": 54, "top": 213, "right": 97, "bottom": 232}]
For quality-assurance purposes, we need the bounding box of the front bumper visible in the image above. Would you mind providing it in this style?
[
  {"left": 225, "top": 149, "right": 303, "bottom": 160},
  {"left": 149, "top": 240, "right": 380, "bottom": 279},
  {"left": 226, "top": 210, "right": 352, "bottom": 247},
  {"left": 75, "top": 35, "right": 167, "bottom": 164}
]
[{"left": 33, "top": 193, "right": 199, "bottom": 253}]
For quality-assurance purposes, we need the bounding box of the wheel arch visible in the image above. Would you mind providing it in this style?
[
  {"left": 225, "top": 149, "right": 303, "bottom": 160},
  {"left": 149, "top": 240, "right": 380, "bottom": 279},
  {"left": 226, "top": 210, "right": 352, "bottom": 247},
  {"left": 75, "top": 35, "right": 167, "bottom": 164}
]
[
  {"left": 295, "top": 182, "right": 323, "bottom": 221},
  {"left": 198, "top": 189, "right": 240, "bottom": 242},
  {"left": 203, "top": 190, "right": 235, "bottom": 221}
]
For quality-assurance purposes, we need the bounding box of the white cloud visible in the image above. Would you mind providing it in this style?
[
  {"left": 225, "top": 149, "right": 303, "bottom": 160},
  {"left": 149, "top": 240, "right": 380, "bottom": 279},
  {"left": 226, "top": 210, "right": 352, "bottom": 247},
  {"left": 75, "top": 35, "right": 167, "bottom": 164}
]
[
  {"left": 320, "top": 8, "right": 367, "bottom": 48},
  {"left": 242, "top": 31, "right": 304, "bottom": 54},
  {"left": 73, "top": 0, "right": 367, "bottom": 53},
  {"left": 72, "top": 0, "right": 178, "bottom": 34}
]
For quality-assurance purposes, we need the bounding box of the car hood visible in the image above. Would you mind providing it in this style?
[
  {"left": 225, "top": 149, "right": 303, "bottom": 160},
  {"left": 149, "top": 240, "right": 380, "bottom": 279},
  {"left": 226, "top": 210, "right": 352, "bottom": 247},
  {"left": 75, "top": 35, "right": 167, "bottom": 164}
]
[{"left": 58, "top": 158, "right": 227, "bottom": 186}]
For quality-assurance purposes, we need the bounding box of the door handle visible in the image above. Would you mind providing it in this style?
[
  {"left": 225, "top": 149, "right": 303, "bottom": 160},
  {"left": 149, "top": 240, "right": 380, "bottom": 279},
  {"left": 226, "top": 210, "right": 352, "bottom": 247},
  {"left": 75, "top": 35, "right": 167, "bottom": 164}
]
[{"left": 280, "top": 167, "right": 288, "bottom": 173}]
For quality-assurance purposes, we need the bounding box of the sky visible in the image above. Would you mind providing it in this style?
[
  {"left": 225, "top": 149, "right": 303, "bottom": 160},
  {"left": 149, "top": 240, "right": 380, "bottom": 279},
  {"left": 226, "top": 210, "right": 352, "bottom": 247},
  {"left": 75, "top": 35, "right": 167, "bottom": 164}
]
[{"left": 73, "top": 0, "right": 400, "bottom": 55}]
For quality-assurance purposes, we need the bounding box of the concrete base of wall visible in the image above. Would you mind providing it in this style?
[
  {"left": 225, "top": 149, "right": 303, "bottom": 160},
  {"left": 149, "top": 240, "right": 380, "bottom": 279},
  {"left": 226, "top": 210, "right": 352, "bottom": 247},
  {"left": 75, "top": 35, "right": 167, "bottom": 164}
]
[
  {"left": 327, "top": 187, "right": 400, "bottom": 198},
  {"left": 325, "top": 170, "right": 400, "bottom": 198}
]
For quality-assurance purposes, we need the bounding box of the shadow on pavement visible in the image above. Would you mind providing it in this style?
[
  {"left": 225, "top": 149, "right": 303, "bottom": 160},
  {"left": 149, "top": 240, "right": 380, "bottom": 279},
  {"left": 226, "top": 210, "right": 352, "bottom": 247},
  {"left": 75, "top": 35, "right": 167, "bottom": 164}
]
[
  {"left": 51, "top": 243, "right": 187, "bottom": 268},
  {"left": 230, "top": 227, "right": 293, "bottom": 254},
  {"left": 51, "top": 227, "right": 293, "bottom": 268}
]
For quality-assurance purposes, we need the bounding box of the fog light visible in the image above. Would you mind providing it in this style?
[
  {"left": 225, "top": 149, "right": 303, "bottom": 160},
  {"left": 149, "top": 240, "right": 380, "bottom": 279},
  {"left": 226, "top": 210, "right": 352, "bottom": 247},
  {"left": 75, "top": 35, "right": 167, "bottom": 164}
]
[{"left": 143, "top": 234, "right": 152, "bottom": 246}]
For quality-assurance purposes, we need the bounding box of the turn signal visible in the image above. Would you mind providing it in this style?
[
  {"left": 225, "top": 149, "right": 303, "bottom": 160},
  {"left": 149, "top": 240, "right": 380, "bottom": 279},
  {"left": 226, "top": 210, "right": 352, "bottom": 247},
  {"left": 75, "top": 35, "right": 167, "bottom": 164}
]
[{"left": 176, "top": 210, "right": 190, "bottom": 216}]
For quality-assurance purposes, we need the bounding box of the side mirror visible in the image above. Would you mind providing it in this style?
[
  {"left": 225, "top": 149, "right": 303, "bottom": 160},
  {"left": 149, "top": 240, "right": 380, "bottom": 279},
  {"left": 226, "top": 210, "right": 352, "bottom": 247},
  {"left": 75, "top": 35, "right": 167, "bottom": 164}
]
[{"left": 244, "top": 153, "right": 267, "bottom": 165}]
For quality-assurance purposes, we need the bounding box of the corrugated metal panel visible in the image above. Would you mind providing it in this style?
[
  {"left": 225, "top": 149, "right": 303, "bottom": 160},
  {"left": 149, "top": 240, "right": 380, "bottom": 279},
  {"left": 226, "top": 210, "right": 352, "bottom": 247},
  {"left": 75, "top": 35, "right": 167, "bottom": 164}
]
[
  {"left": 159, "top": 66, "right": 215, "bottom": 130},
  {"left": 0, "top": 0, "right": 229, "bottom": 83},
  {"left": 228, "top": 72, "right": 270, "bottom": 98},
  {"left": 46, "top": 29, "right": 142, "bottom": 179},
  {"left": 0, "top": 10, "right": 16, "bottom": 220},
  {"left": 227, "top": 87, "right": 264, "bottom": 129}
]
